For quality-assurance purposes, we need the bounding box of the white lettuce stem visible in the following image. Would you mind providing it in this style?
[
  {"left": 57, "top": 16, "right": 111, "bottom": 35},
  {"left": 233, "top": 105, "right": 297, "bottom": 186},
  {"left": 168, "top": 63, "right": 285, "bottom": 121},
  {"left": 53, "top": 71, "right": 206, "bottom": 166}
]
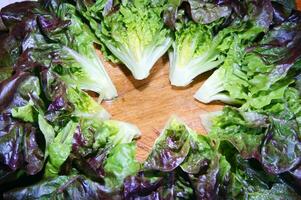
[
  {"left": 106, "top": 38, "right": 172, "bottom": 80},
  {"left": 169, "top": 41, "right": 223, "bottom": 87},
  {"left": 63, "top": 46, "right": 118, "bottom": 100},
  {"left": 194, "top": 69, "right": 236, "bottom": 104}
]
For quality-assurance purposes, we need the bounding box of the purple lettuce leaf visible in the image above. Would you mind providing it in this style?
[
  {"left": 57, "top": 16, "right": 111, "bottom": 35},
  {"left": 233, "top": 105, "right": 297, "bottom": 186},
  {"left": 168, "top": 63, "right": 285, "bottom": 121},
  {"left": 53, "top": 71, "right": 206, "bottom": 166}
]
[
  {"left": 3, "top": 175, "right": 121, "bottom": 200},
  {"left": 247, "top": 9, "right": 301, "bottom": 86},
  {"left": 272, "top": 0, "right": 296, "bottom": 10},
  {"left": 261, "top": 117, "right": 301, "bottom": 174},
  {"left": 40, "top": 69, "right": 74, "bottom": 124},
  {"left": 0, "top": 32, "right": 19, "bottom": 67},
  {"left": 126, "top": 118, "right": 231, "bottom": 199},
  {"left": 0, "top": 115, "right": 44, "bottom": 185},
  {"left": 0, "top": 1, "right": 70, "bottom": 71},
  {"left": 0, "top": 72, "right": 31, "bottom": 113},
  {"left": 144, "top": 120, "right": 191, "bottom": 172},
  {"left": 281, "top": 165, "right": 301, "bottom": 195},
  {"left": 163, "top": 0, "right": 233, "bottom": 29},
  {"left": 123, "top": 169, "right": 194, "bottom": 200},
  {"left": 163, "top": 0, "right": 274, "bottom": 30},
  {"left": 210, "top": 107, "right": 266, "bottom": 160},
  {"left": 0, "top": 2, "right": 44, "bottom": 27},
  {"left": 272, "top": 1, "right": 295, "bottom": 24},
  {"left": 185, "top": 155, "right": 229, "bottom": 199}
]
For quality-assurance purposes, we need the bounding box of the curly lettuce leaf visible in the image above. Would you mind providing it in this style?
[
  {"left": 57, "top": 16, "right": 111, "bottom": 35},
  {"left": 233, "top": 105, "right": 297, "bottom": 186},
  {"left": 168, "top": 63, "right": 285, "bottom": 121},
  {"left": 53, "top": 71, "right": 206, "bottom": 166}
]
[
  {"left": 41, "top": 2, "right": 118, "bottom": 99},
  {"left": 210, "top": 107, "right": 267, "bottom": 159},
  {"left": 1, "top": 1, "right": 118, "bottom": 100},
  {"left": 0, "top": 115, "right": 44, "bottom": 185},
  {"left": 66, "top": 87, "right": 110, "bottom": 120},
  {"left": 0, "top": 71, "right": 45, "bottom": 126},
  {"left": 3, "top": 175, "right": 121, "bottom": 199},
  {"left": 45, "top": 120, "right": 78, "bottom": 178},
  {"left": 103, "top": 142, "right": 140, "bottom": 190},
  {"left": 163, "top": 0, "right": 231, "bottom": 28},
  {"left": 194, "top": 37, "right": 248, "bottom": 104},
  {"left": 130, "top": 117, "right": 231, "bottom": 199},
  {"left": 100, "top": 2, "right": 172, "bottom": 79},
  {"left": 248, "top": 184, "right": 299, "bottom": 200},
  {"left": 169, "top": 22, "right": 224, "bottom": 86},
  {"left": 69, "top": 118, "right": 140, "bottom": 191},
  {"left": 144, "top": 117, "right": 191, "bottom": 171},
  {"left": 195, "top": 8, "right": 301, "bottom": 108},
  {"left": 9, "top": 76, "right": 40, "bottom": 122},
  {"left": 261, "top": 117, "right": 301, "bottom": 174}
]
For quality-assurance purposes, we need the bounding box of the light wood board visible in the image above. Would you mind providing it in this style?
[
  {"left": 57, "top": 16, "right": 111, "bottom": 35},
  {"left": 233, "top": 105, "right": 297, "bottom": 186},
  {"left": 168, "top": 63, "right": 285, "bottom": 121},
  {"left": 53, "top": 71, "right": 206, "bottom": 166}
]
[
  {"left": 99, "top": 53, "right": 223, "bottom": 161},
  {"left": 298, "top": 0, "right": 301, "bottom": 9}
]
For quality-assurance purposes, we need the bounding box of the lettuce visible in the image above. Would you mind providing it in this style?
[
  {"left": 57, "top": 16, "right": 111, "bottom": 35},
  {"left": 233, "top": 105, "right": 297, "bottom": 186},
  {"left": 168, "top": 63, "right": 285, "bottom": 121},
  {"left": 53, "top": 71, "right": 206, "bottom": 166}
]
[
  {"left": 0, "top": 1, "right": 118, "bottom": 100},
  {"left": 3, "top": 175, "right": 116, "bottom": 199},
  {"left": 42, "top": 2, "right": 118, "bottom": 99},
  {"left": 81, "top": 0, "right": 172, "bottom": 80},
  {"left": 194, "top": 37, "right": 248, "bottom": 104},
  {"left": 45, "top": 120, "right": 79, "bottom": 178},
  {"left": 167, "top": 0, "right": 273, "bottom": 87},
  {"left": 125, "top": 117, "right": 300, "bottom": 199},
  {"left": 0, "top": 116, "right": 44, "bottom": 183},
  {"left": 68, "top": 118, "right": 141, "bottom": 191},
  {"left": 209, "top": 103, "right": 301, "bottom": 195},
  {"left": 195, "top": 9, "right": 301, "bottom": 108},
  {"left": 1, "top": 0, "right": 301, "bottom": 199},
  {"left": 66, "top": 87, "right": 110, "bottom": 120},
  {"left": 169, "top": 22, "right": 225, "bottom": 86}
]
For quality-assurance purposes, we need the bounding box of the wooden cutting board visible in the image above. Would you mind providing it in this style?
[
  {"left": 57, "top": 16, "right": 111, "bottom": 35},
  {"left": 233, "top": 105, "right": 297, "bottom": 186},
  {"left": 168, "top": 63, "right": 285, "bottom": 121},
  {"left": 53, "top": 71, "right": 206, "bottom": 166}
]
[
  {"left": 100, "top": 53, "right": 223, "bottom": 161},
  {"left": 298, "top": 0, "right": 301, "bottom": 8},
  {"left": 101, "top": 1, "right": 301, "bottom": 161}
]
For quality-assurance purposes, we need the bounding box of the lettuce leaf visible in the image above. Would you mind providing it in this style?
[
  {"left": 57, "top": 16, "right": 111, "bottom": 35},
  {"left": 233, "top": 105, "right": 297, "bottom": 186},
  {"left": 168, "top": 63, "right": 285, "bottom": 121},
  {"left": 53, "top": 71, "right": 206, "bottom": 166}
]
[{"left": 80, "top": 0, "right": 172, "bottom": 79}]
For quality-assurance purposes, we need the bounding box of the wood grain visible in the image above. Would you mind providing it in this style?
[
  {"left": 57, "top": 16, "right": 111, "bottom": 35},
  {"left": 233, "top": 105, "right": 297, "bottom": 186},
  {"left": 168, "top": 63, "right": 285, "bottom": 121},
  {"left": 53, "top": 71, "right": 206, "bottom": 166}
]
[
  {"left": 99, "top": 53, "right": 223, "bottom": 161},
  {"left": 99, "top": 0, "right": 301, "bottom": 161}
]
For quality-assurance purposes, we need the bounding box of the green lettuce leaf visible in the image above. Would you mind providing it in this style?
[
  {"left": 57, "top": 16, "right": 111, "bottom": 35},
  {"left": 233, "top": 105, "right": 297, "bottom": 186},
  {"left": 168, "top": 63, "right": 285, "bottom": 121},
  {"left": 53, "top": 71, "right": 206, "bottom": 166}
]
[
  {"left": 100, "top": 1, "right": 172, "bottom": 79},
  {"left": 45, "top": 120, "right": 78, "bottom": 178}
]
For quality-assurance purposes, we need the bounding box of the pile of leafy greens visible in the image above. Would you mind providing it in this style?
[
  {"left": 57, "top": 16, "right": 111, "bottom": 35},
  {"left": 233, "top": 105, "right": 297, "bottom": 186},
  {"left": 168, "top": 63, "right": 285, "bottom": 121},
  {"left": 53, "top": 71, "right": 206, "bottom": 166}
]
[
  {"left": 0, "top": 0, "right": 117, "bottom": 100},
  {"left": 194, "top": 0, "right": 301, "bottom": 105},
  {"left": 124, "top": 117, "right": 301, "bottom": 199},
  {"left": 1, "top": 0, "right": 301, "bottom": 199},
  {"left": 0, "top": 61, "right": 141, "bottom": 198},
  {"left": 167, "top": 0, "right": 273, "bottom": 86}
]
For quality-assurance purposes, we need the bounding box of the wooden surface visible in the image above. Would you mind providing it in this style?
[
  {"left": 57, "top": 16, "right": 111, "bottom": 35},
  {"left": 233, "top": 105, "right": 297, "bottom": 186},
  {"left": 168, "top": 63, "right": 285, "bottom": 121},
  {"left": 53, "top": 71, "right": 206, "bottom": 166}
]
[
  {"left": 100, "top": 54, "right": 223, "bottom": 161},
  {"left": 100, "top": 1, "right": 301, "bottom": 161}
]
